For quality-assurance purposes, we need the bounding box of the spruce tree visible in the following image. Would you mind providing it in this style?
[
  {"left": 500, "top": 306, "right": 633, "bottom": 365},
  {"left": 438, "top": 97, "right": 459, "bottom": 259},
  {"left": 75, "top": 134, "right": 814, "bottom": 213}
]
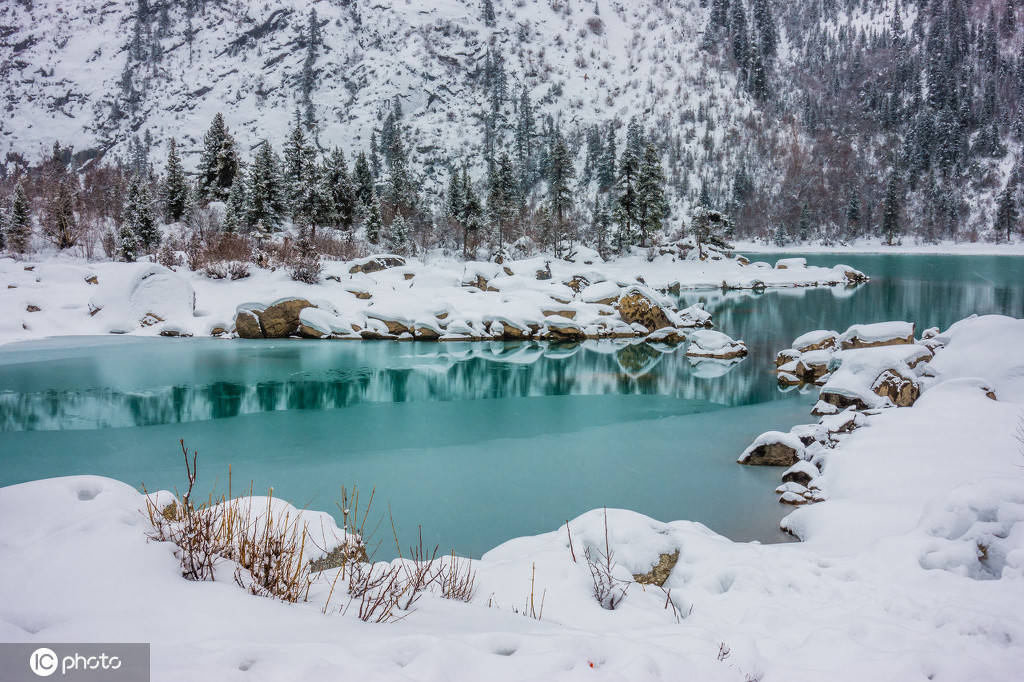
[
  {"left": 126, "top": 176, "right": 160, "bottom": 253},
  {"left": 636, "top": 143, "right": 669, "bottom": 246},
  {"left": 483, "top": 0, "right": 496, "bottom": 26},
  {"left": 44, "top": 177, "right": 78, "bottom": 250},
  {"left": 325, "top": 148, "right": 356, "bottom": 230},
  {"left": 613, "top": 135, "right": 642, "bottom": 249},
  {"left": 245, "top": 141, "right": 285, "bottom": 231},
  {"left": 386, "top": 213, "right": 411, "bottom": 254},
  {"left": 364, "top": 189, "right": 383, "bottom": 245},
  {"left": 162, "top": 138, "right": 189, "bottom": 222},
  {"left": 223, "top": 178, "right": 247, "bottom": 234},
  {"left": 487, "top": 152, "right": 519, "bottom": 251},
  {"left": 353, "top": 151, "right": 375, "bottom": 208},
  {"left": 197, "top": 113, "right": 238, "bottom": 201},
  {"left": 7, "top": 182, "right": 32, "bottom": 254},
  {"left": 995, "top": 180, "right": 1019, "bottom": 242},
  {"left": 515, "top": 86, "right": 535, "bottom": 192},
  {"left": 118, "top": 217, "right": 139, "bottom": 262},
  {"left": 882, "top": 172, "right": 902, "bottom": 245},
  {"left": 283, "top": 118, "right": 313, "bottom": 217},
  {"left": 459, "top": 166, "right": 483, "bottom": 258},
  {"left": 546, "top": 132, "right": 576, "bottom": 255},
  {"left": 386, "top": 134, "right": 412, "bottom": 215},
  {"left": 597, "top": 124, "right": 618, "bottom": 193},
  {"left": 752, "top": 0, "right": 777, "bottom": 59},
  {"left": 690, "top": 206, "right": 734, "bottom": 251}
]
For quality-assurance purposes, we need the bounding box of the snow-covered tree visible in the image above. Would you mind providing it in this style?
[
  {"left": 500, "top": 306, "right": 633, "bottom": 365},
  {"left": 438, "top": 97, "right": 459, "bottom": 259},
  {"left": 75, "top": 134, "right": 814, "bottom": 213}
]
[
  {"left": 245, "top": 141, "right": 285, "bottom": 231},
  {"left": 197, "top": 113, "right": 238, "bottom": 201},
  {"left": 325, "top": 148, "right": 356, "bottom": 230},
  {"left": 44, "top": 176, "right": 78, "bottom": 250},
  {"left": 690, "top": 206, "right": 734, "bottom": 251},
  {"left": 162, "top": 138, "right": 189, "bottom": 222},
  {"left": 6, "top": 182, "right": 32, "bottom": 253},
  {"left": 636, "top": 143, "right": 669, "bottom": 246},
  {"left": 124, "top": 175, "right": 160, "bottom": 253}
]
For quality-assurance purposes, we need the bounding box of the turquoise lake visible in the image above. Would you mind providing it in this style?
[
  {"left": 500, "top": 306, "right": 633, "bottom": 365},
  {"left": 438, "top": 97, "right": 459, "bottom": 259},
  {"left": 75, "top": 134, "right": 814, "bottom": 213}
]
[{"left": 1, "top": 253, "right": 1022, "bottom": 558}]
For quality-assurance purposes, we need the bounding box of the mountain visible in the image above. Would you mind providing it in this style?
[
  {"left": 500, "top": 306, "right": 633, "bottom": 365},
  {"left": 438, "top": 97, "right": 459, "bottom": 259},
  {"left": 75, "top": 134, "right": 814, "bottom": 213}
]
[{"left": 1, "top": 0, "right": 1023, "bottom": 244}]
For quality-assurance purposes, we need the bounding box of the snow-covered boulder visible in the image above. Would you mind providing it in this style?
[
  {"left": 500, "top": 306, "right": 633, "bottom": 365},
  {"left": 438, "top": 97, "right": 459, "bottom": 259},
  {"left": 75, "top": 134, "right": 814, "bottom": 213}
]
[
  {"left": 793, "top": 329, "right": 839, "bottom": 353},
  {"left": 685, "top": 329, "right": 748, "bottom": 359},
  {"left": 775, "top": 257, "right": 807, "bottom": 269},
  {"left": 819, "top": 344, "right": 932, "bottom": 410},
  {"left": 738, "top": 431, "right": 805, "bottom": 466},
  {"left": 580, "top": 280, "right": 621, "bottom": 305},
  {"left": 776, "top": 348, "right": 801, "bottom": 367},
  {"left": 675, "top": 302, "right": 713, "bottom": 328},
  {"left": 839, "top": 321, "right": 915, "bottom": 350},
  {"left": 781, "top": 460, "right": 820, "bottom": 486},
  {"left": 89, "top": 263, "right": 195, "bottom": 333},
  {"left": 348, "top": 254, "right": 405, "bottom": 274},
  {"left": 616, "top": 285, "right": 673, "bottom": 332}
]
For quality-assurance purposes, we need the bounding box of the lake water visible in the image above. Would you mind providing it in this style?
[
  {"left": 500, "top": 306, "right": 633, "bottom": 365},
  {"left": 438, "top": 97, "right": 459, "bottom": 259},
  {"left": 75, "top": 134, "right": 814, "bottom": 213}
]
[{"left": 1, "top": 253, "right": 1022, "bottom": 558}]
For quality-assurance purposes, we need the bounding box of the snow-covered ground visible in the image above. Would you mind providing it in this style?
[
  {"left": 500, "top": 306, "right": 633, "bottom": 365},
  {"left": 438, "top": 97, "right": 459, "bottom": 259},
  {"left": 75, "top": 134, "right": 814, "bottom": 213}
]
[
  {"left": 1, "top": 314, "right": 1022, "bottom": 680},
  {"left": 733, "top": 237, "right": 1024, "bottom": 255},
  {"left": 0, "top": 247, "right": 864, "bottom": 346}
]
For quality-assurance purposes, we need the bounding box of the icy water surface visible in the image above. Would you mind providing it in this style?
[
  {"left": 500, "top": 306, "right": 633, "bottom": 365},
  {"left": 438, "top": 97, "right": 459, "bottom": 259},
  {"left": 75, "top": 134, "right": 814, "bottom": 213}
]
[{"left": 1, "top": 253, "right": 1022, "bottom": 558}]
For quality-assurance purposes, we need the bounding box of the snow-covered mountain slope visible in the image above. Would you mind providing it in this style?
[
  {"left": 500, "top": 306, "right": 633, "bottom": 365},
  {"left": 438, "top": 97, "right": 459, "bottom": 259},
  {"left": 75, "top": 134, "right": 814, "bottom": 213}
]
[{"left": 0, "top": 0, "right": 752, "bottom": 191}]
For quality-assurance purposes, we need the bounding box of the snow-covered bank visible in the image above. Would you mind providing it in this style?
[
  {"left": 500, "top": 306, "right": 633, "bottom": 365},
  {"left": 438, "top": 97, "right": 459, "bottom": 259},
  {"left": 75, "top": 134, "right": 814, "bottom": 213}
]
[
  {"left": 0, "top": 245, "right": 865, "bottom": 346},
  {"left": 734, "top": 237, "right": 1024, "bottom": 255},
  {"left": 1, "top": 315, "right": 1023, "bottom": 680}
]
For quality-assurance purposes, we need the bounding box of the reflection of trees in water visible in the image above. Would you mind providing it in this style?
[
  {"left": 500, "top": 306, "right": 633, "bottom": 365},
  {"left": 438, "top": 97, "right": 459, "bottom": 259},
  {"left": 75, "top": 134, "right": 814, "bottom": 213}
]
[{"left": 0, "top": 340, "right": 759, "bottom": 431}]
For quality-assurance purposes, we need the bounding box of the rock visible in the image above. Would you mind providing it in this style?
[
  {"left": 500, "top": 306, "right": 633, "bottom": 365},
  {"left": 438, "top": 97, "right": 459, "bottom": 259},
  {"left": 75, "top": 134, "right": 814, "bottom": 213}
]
[
  {"left": 738, "top": 431, "right": 805, "bottom": 466},
  {"left": 545, "top": 316, "right": 585, "bottom": 340},
  {"left": 775, "top": 257, "right": 807, "bottom": 270},
  {"left": 349, "top": 255, "right": 406, "bottom": 274},
  {"left": 871, "top": 369, "right": 920, "bottom": 407},
  {"left": 617, "top": 286, "right": 672, "bottom": 332},
  {"left": 367, "top": 312, "right": 414, "bottom": 335},
  {"left": 535, "top": 262, "right": 552, "bottom": 280},
  {"left": 159, "top": 328, "right": 192, "bottom": 338},
  {"left": 632, "top": 550, "right": 679, "bottom": 587},
  {"left": 676, "top": 303, "right": 713, "bottom": 328},
  {"left": 25, "top": 304, "right": 40, "bottom": 312},
  {"left": 84, "top": 275, "right": 99, "bottom": 285},
  {"left": 542, "top": 309, "right": 577, "bottom": 320},
  {"left": 792, "top": 330, "right": 839, "bottom": 353},
  {"left": 346, "top": 287, "right": 372, "bottom": 300},
  {"left": 139, "top": 313, "right": 164, "bottom": 327},
  {"left": 817, "top": 390, "right": 869, "bottom": 412},
  {"left": 811, "top": 400, "right": 839, "bottom": 416},
  {"left": 834, "top": 264, "right": 869, "bottom": 284},
  {"left": 210, "top": 326, "right": 228, "bottom": 336},
  {"left": 736, "top": 255, "right": 750, "bottom": 266},
  {"left": 403, "top": 272, "right": 415, "bottom": 281},
  {"left": 234, "top": 308, "right": 264, "bottom": 339},
  {"left": 839, "top": 321, "right": 915, "bottom": 350},
  {"left": 564, "top": 275, "right": 589, "bottom": 293},
  {"left": 781, "top": 460, "right": 819, "bottom": 486},
  {"left": 776, "top": 348, "right": 801, "bottom": 367},
  {"left": 502, "top": 266, "right": 514, "bottom": 276},
  {"left": 775, "top": 481, "right": 809, "bottom": 495},
  {"left": 686, "top": 329, "right": 748, "bottom": 360},
  {"left": 580, "top": 280, "right": 621, "bottom": 305},
  {"left": 795, "top": 350, "right": 832, "bottom": 382},
  {"left": 777, "top": 371, "right": 801, "bottom": 387},
  {"left": 258, "top": 298, "right": 314, "bottom": 338},
  {"left": 645, "top": 327, "right": 685, "bottom": 344},
  {"left": 780, "top": 491, "right": 810, "bottom": 506}
]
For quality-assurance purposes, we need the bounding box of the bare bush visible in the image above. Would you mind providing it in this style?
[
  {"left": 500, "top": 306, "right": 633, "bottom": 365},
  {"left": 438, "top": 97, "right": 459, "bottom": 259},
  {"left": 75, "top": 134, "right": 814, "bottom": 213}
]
[
  {"left": 440, "top": 552, "right": 477, "bottom": 602},
  {"left": 585, "top": 509, "right": 630, "bottom": 610}
]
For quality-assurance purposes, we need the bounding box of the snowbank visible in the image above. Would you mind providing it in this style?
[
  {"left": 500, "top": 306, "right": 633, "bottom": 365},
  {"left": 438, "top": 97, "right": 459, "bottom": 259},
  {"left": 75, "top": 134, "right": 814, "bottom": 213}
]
[{"left": 0, "top": 249, "right": 866, "bottom": 346}]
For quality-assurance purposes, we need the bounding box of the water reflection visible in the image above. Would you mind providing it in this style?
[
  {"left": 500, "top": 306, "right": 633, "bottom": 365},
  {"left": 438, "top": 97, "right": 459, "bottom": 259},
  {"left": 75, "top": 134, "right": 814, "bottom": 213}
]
[{"left": 0, "top": 340, "right": 754, "bottom": 432}]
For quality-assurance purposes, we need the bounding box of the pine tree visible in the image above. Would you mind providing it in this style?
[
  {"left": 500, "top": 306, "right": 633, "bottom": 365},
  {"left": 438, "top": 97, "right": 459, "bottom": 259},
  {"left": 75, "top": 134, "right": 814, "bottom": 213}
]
[
  {"left": 118, "top": 217, "right": 139, "bottom": 262},
  {"left": 752, "top": 0, "right": 777, "bottom": 59},
  {"left": 223, "top": 178, "right": 247, "bottom": 234},
  {"left": 44, "top": 176, "right": 78, "bottom": 250},
  {"left": 197, "top": 113, "right": 238, "bottom": 201},
  {"left": 483, "top": 0, "right": 496, "bottom": 26},
  {"left": 283, "top": 117, "right": 313, "bottom": 217},
  {"left": 386, "top": 213, "right": 411, "bottom": 254},
  {"left": 487, "top": 152, "right": 519, "bottom": 251},
  {"left": 162, "top": 138, "right": 189, "bottom": 222},
  {"left": 613, "top": 132, "right": 642, "bottom": 249},
  {"left": 299, "top": 161, "right": 335, "bottom": 238},
  {"left": 353, "top": 151, "right": 375, "bottom": 208},
  {"left": 386, "top": 134, "right": 412, "bottom": 215},
  {"left": 325, "top": 148, "right": 356, "bottom": 230},
  {"left": 882, "top": 171, "right": 902, "bottom": 245},
  {"left": 364, "top": 189, "right": 383, "bottom": 245},
  {"left": 689, "top": 206, "right": 734, "bottom": 251},
  {"left": 636, "top": 142, "right": 669, "bottom": 246},
  {"left": 245, "top": 141, "right": 285, "bottom": 231},
  {"left": 7, "top": 182, "right": 32, "bottom": 253},
  {"left": 458, "top": 166, "right": 483, "bottom": 258},
  {"left": 597, "top": 124, "right": 618, "bottom": 193},
  {"left": 546, "top": 131, "right": 576, "bottom": 255},
  {"left": 515, "top": 86, "right": 535, "bottom": 192},
  {"left": 591, "top": 195, "right": 614, "bottom": 259},
  {"left": 125, "top": 176, "right": 160, "bottom": 252},
  {"left": 729, "top": 0, "right": 749, "bottom": 72},
  {"left": 995, "top": 179, "right": 1019, "bottom": 242},
  {"left": 290, "top": 223, "right": 322, "bottom": 283}
]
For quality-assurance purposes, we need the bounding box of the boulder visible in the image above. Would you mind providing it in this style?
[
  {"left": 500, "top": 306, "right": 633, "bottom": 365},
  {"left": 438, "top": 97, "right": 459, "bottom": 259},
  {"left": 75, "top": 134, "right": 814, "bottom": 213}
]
[
  {"left": 564, "top": 275, "right": 589, "bottom": 293},
  {"left": 348, "top": 255, "right": 406, "bottom": 274},
  {"left": 775, "top": 257, "right": 807, "bottom": 270},
  {"left": 645, "top": 327, "right": 685, "bottom": 344},
  {"left": 686, "top": 329, "right": 748, "bottom": 360},
  {"left": 738, "top": 431, "right": 805, "bottom": 466},
  {"left": 251, "top": 298, "right": 315, "bottom": 338},
  {"left": 235, "top": 308, "right": 263, "bottom": 339},
  {"left": 795, "top": 350, "right": 832, "bottom": 382},
  {"left": 545, "top": 315, "right": 585, "bottom": 340},
  {"left": 781, "top": 460, "right": 819, "bottom": 486},
  {"left": 792, "top": 329, "right": 839, "bottom": 353},
  {"left": 580, "top": 280, "right": 621, "bottom": 305},
  {"left": 871, "top": 369, "right": 920, "bottom": 407},
  {"left": 839, "top": 321, "right": 915, "bottom": 350},
  {"left": 617, "top": 286, "right": 672, "bottom": 332},
  {"left": 535, "top": 262, "right": 552, "bottom": 280},
  {"left": 542, "top": 308, "right": 577, "bottom": 320},
  {"left": 775, "top": 348, "right": 801, "bottom": 368}
]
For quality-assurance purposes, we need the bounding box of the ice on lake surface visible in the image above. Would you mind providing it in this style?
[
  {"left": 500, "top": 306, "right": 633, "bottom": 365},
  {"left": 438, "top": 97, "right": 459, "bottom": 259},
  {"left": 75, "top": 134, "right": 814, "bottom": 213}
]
[{"left": 1, "top": 254, "right": 1022, "bottom": 557}]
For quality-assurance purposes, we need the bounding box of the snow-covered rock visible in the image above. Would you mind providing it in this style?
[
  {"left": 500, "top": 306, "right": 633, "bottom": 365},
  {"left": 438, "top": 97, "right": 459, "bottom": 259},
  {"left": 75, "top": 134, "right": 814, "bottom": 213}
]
[
  {"left": 737, "top": 430, "right": 805, "bottom": 466},
  {"left": 685, "top": 329, "right": 748, "bottom": 360}
]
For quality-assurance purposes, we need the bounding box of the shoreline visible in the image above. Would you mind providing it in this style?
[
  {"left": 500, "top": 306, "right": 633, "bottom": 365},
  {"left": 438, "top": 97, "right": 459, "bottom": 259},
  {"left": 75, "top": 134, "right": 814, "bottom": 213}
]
[{"left": 733, "top": 239, "right": 1024, "bottom": 256}]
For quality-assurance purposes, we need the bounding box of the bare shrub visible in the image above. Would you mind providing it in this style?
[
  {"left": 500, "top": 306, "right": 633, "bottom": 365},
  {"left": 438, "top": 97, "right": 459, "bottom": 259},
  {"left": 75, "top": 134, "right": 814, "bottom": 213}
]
[
  {"left": 231, "top": 494, "right": 314, "bottom": 603},
  {"left": 584, "top": 508, "right": 630, "bottom": 610},
  {"left": 440, "top": 552, "right": 477, "bottom": 602}
]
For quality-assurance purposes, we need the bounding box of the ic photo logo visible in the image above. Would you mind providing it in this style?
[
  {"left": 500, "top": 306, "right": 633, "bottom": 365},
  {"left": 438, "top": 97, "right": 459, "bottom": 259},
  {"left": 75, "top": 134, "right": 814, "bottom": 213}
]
[{"left": 28, "top": 646, "right": 123, "bottom": 677}]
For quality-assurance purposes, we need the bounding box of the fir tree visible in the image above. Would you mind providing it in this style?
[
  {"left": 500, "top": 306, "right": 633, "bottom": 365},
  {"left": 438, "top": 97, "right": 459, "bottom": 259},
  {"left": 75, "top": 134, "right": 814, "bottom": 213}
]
[
  {"left": 882, "top": 171, "right": 902, "bottom": 245},
  {"left": 44, "top": 176, "right": 78, "bottom": 250},
  {"left": 597, "top": 124, "right": 618, "bottom": 193},
  {"left": 290, "top": 223, "right": 322, "bottom": 283},
  {"left": 353, "top": 151, "right": 375, "bottom": 208},
  {"left": 487, "top": 152, "right": 519, "bottom": 251},
  {"left": 364, "top": 189, "right": 383, "bottom": 245},
  {"left": 995, "top": 179, "right": 1019, "bottom": 242},
  {"left": 613, "top": 132, "right": 642, "bottom": 249},
  {"left": 752, "top": 0, "right": 777, "bottom": 59},
  {"left": 7, "top": 182, "right": 32, "bottom": 254},
  {"left": 483, "top": 0, "right": 496, "bottom": 26},
  {"left": 118, "top": 217, "right": 138, "bottom": 262},
  {"left": 386, "top": 213, "right": 411, "bottom": 254},
  {"left": 386, "top": 134, "right": 413, "bottom": 215},
  {"left": 515, "top": 86, "right": 535, "bottom": 192},
  {"left": 223, "top": 178, "right": 247, "bottom": 234},
  {"left": 325, "top": 148, "right": 356, "bottom": 230},
  {"left": 245, "top": 141, "right": 285, "bottom": 231},
  {"left": 546, "top": 131, "right": 576, "bottom": 255},
  {"left": 125, "top": 175, "right": 160, "bottom": 253},
  {"left": 636, "top": 143, "right": 669, "bottom": 246},
  {"left": 162, "top": 138, "right": 189, "bottom": 222},
  {"left": 283, "top": 117, "right": 314, "bottom": 217},
  {"left": 197, "top": 113, "right": 238, "bottom": 201},
  {"left": 689, "top": 206, "right": 734, "bottom": 251}
]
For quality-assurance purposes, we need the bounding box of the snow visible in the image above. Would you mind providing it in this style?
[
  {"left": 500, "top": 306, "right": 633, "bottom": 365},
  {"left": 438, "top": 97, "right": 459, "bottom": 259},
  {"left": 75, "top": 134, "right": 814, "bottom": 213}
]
[
  {"left": 737, "top": 430, "right": 806, "bottom": 463},
  {"left": 819, "top": 344, "right": 931, "bottom": 408},
  {"left": 792, "top": 329, "right": 838, "bottom": 352},
  {"left": 838, "top": 321, "right": 915, "bottom": 348},
  {"left": 685, "top": 329, "right": 746, "bottom": 358},
  {"left": 0, "top": 251, "right": 865, "bottom": 346}
]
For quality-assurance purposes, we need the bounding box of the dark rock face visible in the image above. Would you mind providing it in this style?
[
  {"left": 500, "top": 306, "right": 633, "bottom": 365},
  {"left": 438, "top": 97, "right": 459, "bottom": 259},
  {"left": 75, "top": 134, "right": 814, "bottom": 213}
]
[
  {"left": 871, "top": 369, "right": 920, "bottom": 407},
  {"left": 633, "top": 550, "right": 680, "bottom": 587},
  {"left": 234, "top": 309, "right": 263, "bottom": 338},
  {"left": 740, "top": 441, "right": 802, "bottom": 466},
  {"left": 234, "top": 298, "right": 314, "bottom": 338}
]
